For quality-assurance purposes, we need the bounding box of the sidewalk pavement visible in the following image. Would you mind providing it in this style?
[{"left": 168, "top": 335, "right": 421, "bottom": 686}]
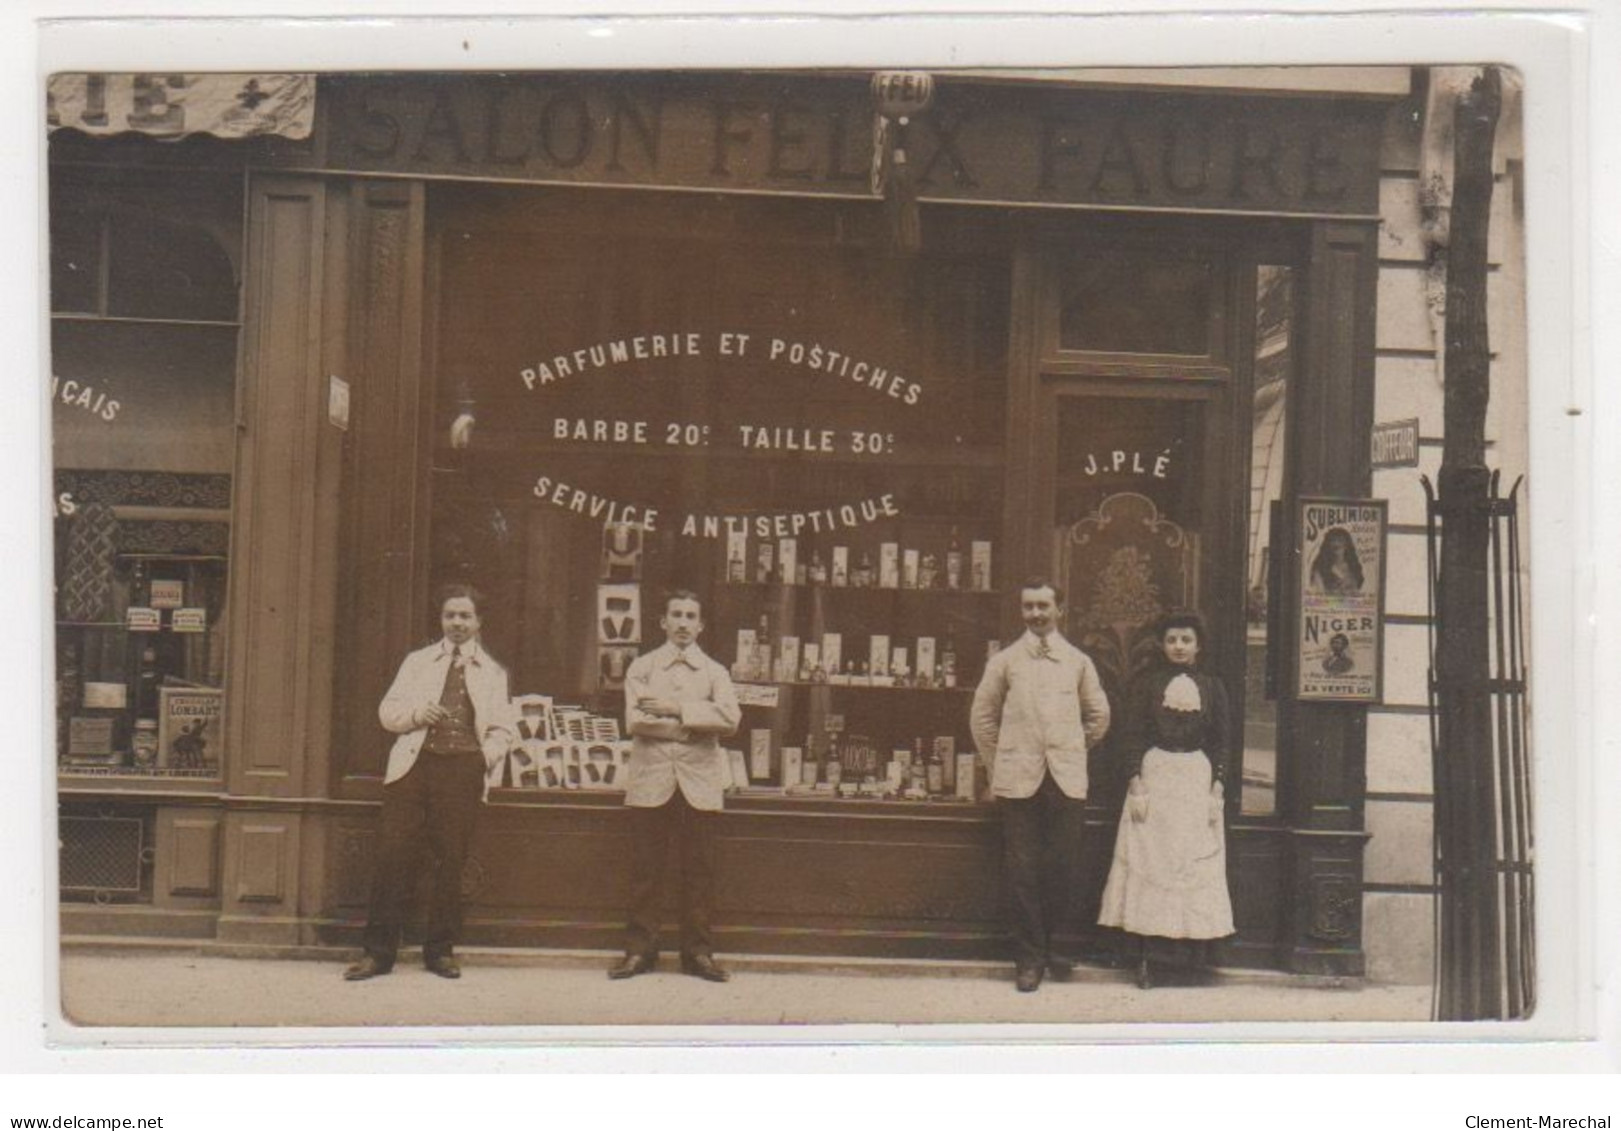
[{"left": 56, "top": 941, "right": 1433, "bottom": 1033}]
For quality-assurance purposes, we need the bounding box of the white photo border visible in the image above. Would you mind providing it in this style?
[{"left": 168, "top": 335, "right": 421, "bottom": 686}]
[{"left": 6, "top": 0, "right": 1612, "bottom": 1077}]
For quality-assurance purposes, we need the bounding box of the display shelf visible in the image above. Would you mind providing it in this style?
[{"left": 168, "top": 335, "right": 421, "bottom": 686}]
[
  {"left": 486, "top": 784, "right": 987, "bottom": 810},
  {"left": 56, "top": 620, "right": 214, "bottom": 630},
  {"left": 733, "top": 679, "right": 973, "bottom": 695},
  {"left": 111, "top": 553, "right": 228, "bottom": 563},
  {"left": 50, "top": 312, "right": 242, "bottom": 329},
  {"left": 719, "top": 580, "right": 1000, "bottom": 596},
  {"left": 58, "top": 767, "right": 224, "bottom": 795}
]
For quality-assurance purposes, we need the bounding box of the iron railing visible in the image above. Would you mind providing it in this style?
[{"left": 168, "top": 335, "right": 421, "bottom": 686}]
[{"left": 1423, "top": 472, "right": 1534, "bottom": 1019}]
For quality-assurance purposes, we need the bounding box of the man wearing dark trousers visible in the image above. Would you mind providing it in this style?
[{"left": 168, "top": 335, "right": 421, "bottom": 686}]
[
  {"left": 345, "top": 584, "right": 514, "bottom": 982},
  {"left": 608, "top": 589, "right": 741, "bottom": 983},
  {"left": 970, "top": 579, "right": 1111, "bottom": 992}
]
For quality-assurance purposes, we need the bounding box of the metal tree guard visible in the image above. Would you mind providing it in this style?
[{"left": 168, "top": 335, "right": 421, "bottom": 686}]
[{"left": 1423, "top": 472, "right": 1534, "bottom": 1020}]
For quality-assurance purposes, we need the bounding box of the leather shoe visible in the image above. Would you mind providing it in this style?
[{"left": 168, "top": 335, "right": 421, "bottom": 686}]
[
  {"left": 343, "top": 955, "right": 390, "bottom": 981},
  {"left": 607, "top": 952, "right": 657, "bottom": 980},
  {"left": 1015, "top": 964, "right": 1045, "bottom": 993},
  {"left": 680, "top": 954, "right": 731, "bottom": 983},
  {"left": 425, "top": 954, "right": 461, "bottom": 979}
]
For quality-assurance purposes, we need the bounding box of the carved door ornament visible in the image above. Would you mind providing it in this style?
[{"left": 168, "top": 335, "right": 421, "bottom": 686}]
[
  {"left": 1307, "top": 873, "right": 1359, "bottom": 942},
  {"left": 1057, "top": 491, "right": 1200, "bottom": 701}
]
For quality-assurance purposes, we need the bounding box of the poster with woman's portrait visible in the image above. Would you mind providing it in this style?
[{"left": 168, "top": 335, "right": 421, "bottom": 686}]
[{"left": 1297, "top": 498, "right": 1387, "bottom": 702}]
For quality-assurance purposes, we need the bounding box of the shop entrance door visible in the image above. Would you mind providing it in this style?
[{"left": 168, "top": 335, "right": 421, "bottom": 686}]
[
  {"left": 1041, "top": 386, "right": 1241, "bottom": 808},
  {"left": 1015, "top": 229, "right": 1303, "bottom": 944}
]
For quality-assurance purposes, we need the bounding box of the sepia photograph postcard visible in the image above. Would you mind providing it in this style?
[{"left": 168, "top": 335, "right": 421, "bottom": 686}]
[{"left": 21, "top": 5, "right": 1602, "bottom": 1062}]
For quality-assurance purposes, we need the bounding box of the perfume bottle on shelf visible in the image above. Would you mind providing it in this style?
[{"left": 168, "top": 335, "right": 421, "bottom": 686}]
[
  {"left": 971, "top": 540, "right": 992, "bottom": 591},
  {"left": 755, "top": 612, "right": 773, "bottom": 681},
  {"left": 926, "top": 739, "right": 945, "bottom": 795},
  {"left": 853, "top": 550, "right": 875, "bottom": 589},
  {"left": 779, "top": 537, "right": 798, "bottom": 585},
  {"left": 136, "top": 645, "right": 160, "bottom": 718},
  {"left": 879, "top": 542, "right": 900, "bottom": 589},
  {"left": 945, "top": 527, "right": 963, "bottom": 590},
  {"left": 918, "top": 552, "right": 939, "bottom": 590}
]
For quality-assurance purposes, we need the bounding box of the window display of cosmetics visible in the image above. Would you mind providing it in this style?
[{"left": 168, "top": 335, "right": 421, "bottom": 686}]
[
  {"left": 505, "top": 738, "right": 631, "bottom": 791},
  {"left": 731, "top": 617, "right": 994, "bottom": 690},
  {"left": 505, "top": 694, "right": 629, "bottom": 791},
  {"left": 727, "top": 731, "right": 979, "bottom": 802},
  {"left": 725, "top": 527, "right": 993, "bottom": 592}
]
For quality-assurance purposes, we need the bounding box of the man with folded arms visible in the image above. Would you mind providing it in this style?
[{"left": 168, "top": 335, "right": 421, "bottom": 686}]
[{"left": 609, "top": 589, "right": 741, "bottom": 983}]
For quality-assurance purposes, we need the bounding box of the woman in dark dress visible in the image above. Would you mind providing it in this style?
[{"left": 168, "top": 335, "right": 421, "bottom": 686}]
[{"left": 1098, "top": 611, "right": 1236, "bottom": 988}]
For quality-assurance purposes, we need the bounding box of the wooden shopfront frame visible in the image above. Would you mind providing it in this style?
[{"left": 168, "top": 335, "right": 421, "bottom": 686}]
[{"left": 57, "top": 71, "right": 1395, "bottom": 973}]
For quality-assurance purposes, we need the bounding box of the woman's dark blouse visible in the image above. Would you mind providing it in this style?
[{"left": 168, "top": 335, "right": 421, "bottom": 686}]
[{"left": 1122, "top": 663, "right": 1233, "bottom": 783}]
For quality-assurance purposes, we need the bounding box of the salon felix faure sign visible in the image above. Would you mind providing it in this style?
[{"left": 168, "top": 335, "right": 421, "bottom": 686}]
[{"left": 317, "top": 73, "right": 1385, "bottom": 217}]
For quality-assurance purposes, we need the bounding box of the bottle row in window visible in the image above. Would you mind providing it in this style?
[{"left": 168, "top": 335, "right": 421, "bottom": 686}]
[
  {"left": 732, "top": 615, "right": 997, "bottom": 690},
  {"left": 724, "top": 527, "right": 993, "bottom": 591},
  {"left": 746, "top": 729, "right": 977, "bottom": 802}
]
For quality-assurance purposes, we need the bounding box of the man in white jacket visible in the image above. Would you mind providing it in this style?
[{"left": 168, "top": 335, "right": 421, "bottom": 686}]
[
  {"left": 608, "top": 589, "right": 741, "bottom": 983},
  {"left": 345, "top": 584, "right": 514, "bottom": 981},
  {"left": 971, "top": 578, "right": 1111, "bottom": 993}
]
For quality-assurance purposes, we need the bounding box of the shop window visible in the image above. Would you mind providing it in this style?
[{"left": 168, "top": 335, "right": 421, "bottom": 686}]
[
  {"left": 1240, "top": 264, "right": 1294, "bottom": 817},
  {"left": 50, "top": 169, "right": 241, "bottom": 783},
  {"left": 55, "top": 494, "right": 231, "bottom": 779},
  {"left": 427, "top": 188, "right": 1010, "bottom": 804},
  {"left": 50, "top": 176, "right": 241, "bottom": 323},
  {"left": 105, "top": 209, "right": 239, "bottom": 322},
  {"left": 48, "top": 199, "right": 102, "bottom": 315},
  {"left": 1056, "top": 251, "right": 1218, "bottom": 358}
]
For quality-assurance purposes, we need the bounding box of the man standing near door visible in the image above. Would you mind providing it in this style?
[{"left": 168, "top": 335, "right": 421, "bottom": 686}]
[
  {"left": 609, "top": 588, "right": 741, "bottom": 983},
  {"left": 971, "top": 578, "right": 1111, "bottom": 992},
  {"left": 345, "top": 583, "right": 514, "bottom": 982}
]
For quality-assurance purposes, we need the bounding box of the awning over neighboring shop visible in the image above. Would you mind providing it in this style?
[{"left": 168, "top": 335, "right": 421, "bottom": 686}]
[{"left": 47, "top": 73, "right": 315, "bottom": 139}]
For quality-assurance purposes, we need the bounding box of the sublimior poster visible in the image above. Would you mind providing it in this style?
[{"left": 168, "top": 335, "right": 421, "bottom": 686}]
[{"left": 1297, "top": 497, "right": 1387, "bottom": 703}]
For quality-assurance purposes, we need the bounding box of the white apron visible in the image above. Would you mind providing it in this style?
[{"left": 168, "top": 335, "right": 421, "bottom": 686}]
[{"left": 1098, "top": 745, "right": 1235, "bottom": 940}]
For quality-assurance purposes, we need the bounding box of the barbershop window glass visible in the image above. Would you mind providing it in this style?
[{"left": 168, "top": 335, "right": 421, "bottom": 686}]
[
  {"left": 428, "top": 185, "right": 1011, "bottom": 796},
  {"left": 49, "top": 168, "right": 242, "bottom": 781},
  {"left": 1241, "top": 264, "right": 1294, "bottom": 817}
]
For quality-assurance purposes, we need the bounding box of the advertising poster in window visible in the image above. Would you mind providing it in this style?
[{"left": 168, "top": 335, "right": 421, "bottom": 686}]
[
  {"left": 1296, "top": 497, "right": 1387, "bottom": 702},
  {"left": 156, "top": 686, "right": 223, "bottom": 771}
]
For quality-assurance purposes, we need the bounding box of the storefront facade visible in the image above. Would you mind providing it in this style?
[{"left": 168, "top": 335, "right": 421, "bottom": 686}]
[{"left": 51, "top": 69, "right": 1526, "bottom": 981}]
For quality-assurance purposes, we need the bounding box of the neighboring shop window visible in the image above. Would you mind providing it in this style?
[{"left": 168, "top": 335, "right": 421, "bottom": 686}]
[
  {"left": 428, "top": 187, "right": 1010, "bottom": 802},
  {"left": 1241, "top": 264, "right": 1295, "bottom": 816},
  {"left": 50, "top": 168, "right": 241, "bottom": 780}
]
